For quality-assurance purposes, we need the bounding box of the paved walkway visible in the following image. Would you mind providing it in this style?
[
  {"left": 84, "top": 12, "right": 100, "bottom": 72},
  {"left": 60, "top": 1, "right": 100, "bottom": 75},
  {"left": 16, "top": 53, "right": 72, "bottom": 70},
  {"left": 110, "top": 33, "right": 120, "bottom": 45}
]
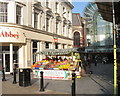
[
  {"left": 90, "top": 63, "right": 113, "bottom": 84},
  {"left": 1, "top": 63, "right": 114, "bottom": 95}
]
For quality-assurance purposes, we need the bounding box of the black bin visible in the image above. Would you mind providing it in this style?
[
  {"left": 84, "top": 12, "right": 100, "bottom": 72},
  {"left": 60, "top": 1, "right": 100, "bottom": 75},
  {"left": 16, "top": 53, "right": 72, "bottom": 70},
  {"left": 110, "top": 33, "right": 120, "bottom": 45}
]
[{"left": 19, "top": 68, "right": 31, "bottom": 87}]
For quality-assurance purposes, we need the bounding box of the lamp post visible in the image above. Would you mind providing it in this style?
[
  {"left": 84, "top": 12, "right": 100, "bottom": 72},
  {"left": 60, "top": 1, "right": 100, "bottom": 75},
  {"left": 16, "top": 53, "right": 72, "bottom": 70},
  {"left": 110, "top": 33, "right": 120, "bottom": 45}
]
[{"left": 112, "top": 1, "right": 117, "bottom": 95}]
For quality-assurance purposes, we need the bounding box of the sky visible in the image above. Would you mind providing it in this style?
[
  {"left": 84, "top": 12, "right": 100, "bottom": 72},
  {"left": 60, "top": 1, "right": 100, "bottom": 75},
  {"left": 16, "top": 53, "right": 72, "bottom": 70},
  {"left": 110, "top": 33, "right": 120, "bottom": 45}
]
[{"left": 72, "top": 1, "right": 90, "bottom": 17}]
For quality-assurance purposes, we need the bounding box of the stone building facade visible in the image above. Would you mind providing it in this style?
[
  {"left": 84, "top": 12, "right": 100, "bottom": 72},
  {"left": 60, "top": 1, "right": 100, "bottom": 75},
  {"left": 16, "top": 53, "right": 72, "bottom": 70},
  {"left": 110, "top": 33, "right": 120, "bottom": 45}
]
[
  {"left": 72, "top": 13, "right": 86, "bottom": 48},
  {"left": 0, "top": 0, "right": 74, "bottom": 73}
]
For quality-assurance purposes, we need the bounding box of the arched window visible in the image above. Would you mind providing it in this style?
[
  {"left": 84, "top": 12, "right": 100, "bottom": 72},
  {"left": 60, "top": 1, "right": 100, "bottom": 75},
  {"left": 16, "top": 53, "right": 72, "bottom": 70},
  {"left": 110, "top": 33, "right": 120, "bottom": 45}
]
[{"left": 74, "top": 32, "right": 80, "bottom": 47}]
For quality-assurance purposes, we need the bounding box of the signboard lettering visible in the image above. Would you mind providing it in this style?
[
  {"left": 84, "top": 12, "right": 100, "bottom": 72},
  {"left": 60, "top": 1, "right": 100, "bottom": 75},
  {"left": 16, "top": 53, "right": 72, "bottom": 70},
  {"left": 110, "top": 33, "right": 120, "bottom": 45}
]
[
  {"left": 0, "top": 31, "right": 19, "bottom": 39},
  {"left": 33, "top": 70, "right": 72, "bottom": 80}
]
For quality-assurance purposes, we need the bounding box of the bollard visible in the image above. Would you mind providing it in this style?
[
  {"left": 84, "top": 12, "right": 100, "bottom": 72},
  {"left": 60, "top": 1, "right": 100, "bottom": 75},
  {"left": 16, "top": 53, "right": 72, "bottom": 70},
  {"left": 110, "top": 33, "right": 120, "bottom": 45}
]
[
  {"left": 2, "top": 67, "right": 6, "bottom": 81},
  {"left": 72, "top": 72, "right": 76, "bottom": 96},
  {"left": 13, "top": 68, "right": 17, "bottom": 84},
  {"left": 40, "top": 71, "right": 44, "bottom": 91}
]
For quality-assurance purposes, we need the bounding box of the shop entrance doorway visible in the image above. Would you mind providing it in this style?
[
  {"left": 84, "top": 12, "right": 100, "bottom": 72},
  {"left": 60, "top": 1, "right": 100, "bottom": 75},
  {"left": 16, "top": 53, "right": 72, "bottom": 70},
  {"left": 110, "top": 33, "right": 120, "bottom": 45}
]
[
  {"left": 2, "top": 52, "right": 10, "bottom": 73},
  {"left": 1, "top": 46, "right": 19, "bottom": 74}
]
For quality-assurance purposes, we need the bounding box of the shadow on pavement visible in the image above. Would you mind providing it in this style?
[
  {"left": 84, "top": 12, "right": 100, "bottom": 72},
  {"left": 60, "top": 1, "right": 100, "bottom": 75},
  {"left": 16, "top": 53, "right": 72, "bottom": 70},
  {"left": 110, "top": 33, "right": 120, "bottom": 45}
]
[
  {"left": 90, "top": 76, "right": 111, "bottom": 94},
  {"left": 44, "top": 82, "right": 50, "bottom": 89},
  {"left": 31, "top": 78, "right": 39, "bottom": 85}
]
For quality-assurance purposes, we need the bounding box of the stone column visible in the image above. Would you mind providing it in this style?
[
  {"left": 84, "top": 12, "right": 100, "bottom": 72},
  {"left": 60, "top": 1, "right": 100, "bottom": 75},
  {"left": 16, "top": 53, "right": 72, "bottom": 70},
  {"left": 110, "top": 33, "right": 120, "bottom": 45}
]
[
  {"left": 40, "top": 41, "right": 45, "bottom": 60},
  {"left": 58, "top": 43, "right": 62, "bottom": 49},
  {"left": 65, "top": 44, "right": 68, "bottom": 49},
  {"left": 37, "top": 41, "right": 41, "bottom": 61},
  {"left": 10, "top": 43, "right": 13, "bottom": 73},
  {"left": 26, "top": 39, "right": 31, "bottom": 67},
  {"left": 19, "top": 44, "right": 25, "bottom": 68},
  {"left": 51, "top": 42, "right": 55, "bottom": 49}
]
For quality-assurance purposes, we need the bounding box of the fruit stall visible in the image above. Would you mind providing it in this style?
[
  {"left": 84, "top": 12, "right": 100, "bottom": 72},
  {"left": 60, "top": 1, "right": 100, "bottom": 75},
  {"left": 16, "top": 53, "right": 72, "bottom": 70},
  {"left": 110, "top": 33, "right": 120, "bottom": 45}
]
[{"left": 31, "top": 48, "right": 83, "bottom": 80}]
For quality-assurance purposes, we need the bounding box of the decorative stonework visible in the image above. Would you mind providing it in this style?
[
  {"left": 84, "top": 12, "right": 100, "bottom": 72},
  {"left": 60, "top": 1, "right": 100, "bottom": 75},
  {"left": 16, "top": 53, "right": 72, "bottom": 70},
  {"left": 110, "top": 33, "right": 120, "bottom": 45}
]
[
  {"left": 55, "top": 13, "right": 62, "bottom": 23},
  {"left": 33, "top": 2, "right": 43, "bottom": 13},
  {"left": 46, "top": 8, "right": 53, "bottom": 19},
  {"left": 63, "top": 17, "right": 68, "bottom": 25}
]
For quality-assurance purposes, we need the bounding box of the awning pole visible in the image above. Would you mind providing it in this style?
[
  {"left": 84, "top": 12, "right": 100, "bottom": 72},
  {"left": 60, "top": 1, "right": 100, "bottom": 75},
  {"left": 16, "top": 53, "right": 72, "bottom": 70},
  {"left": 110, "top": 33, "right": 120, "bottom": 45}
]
[{"left": 112, "top": 1, "right": 117, "bottom": 95}]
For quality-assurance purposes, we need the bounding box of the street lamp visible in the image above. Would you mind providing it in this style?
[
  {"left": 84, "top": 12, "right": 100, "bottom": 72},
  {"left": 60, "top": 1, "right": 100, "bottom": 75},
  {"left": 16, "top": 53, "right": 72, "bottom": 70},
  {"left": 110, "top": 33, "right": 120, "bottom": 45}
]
[{"left": 112, "top": 1, "right": 117, "bottom": 95}]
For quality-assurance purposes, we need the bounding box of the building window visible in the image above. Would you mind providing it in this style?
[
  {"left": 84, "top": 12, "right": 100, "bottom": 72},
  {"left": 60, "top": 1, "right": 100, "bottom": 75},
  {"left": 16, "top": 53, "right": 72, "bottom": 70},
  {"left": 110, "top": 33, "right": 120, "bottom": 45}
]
[
  {"left": 46, "top": 0, "right": 49, "bottom": 8},
  {"left": 74, "top": 32, "right": 80, "bottom": 47},
  {"left": 87, "top": 39, "right": 91, "bottom": 46},
  {"left": 13, "top": 46, "right": 19, "bottom": 67},
  {"left": 68, "top": 11, "right": 69, "bottom": 19},
  {"left": 56, "top": 22, "right": 58, "bottom": 34},
  {"left": 0, "top": 2, "right": 8, "bottom": 22},
  {"left": 46, "top": 18, "right": 49, "bottom": 32},
  {"left": 68, "top": 27, "right": 70, "bottom": 37},
  {"left": 45, "top": 42, "right": 49, "bottom": 49},
  {"left": 32, "top": 41, "right": 37, "bottom": 64},
  {"left": 55, "top": 2, "right": 58, "bottom": 13},
  {"left": 63, "top": 44, "right": 65, "bottom": 49},
  {"left": 63, "top": 7, "right": 65, "bottom": 15},
  {"left": 16, "top": 5, "right": 22, "bottom": 24},
  {"left": 55, "top": 43, "right": 58, "bottom": 49},
  {"left": 34, "top": 12, "right": 38, "bottom": 29},
  {"left": 63, "top": 25, "right": 65, "bottom": 35},
  {"left": 33, "top": 2, "right": 42, "bottom": 29}
]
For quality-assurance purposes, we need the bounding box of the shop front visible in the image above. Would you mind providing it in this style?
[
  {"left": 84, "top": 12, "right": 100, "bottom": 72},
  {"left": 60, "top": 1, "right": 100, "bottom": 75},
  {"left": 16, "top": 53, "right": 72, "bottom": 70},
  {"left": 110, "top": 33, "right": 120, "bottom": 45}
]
[
  {"left": 0, "top": 24, "right": 73, "bottom": 74},
  {"left": 0, "top": 26, "right": 26, "bottom": 73},
  {"left": 0, "top": 46, "right": 19, "bottom": 73}
]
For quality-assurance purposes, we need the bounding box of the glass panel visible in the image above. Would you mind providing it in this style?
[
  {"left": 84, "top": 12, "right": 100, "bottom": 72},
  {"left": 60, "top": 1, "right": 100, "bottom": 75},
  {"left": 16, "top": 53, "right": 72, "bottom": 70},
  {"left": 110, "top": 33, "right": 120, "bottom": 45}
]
[
  {"left": 34, "top": 13, "right": 38, "bottom": 28},
  {"left": 33, "top": 41, "right": 37, "bottom": 48},
  {"left": 45, "top": 42, "right": 49, "bottom": 49},
  {"left": 63, "top": 44, "right": 65, "bottom": 49},
  {"left": 32, "top": 41, "right": 38, "bottom": 64},
  {"left": 5, "top": 54, "right": 10, "bottom": 72},
  {"left": 0, "top": 54, "right": 3, "bottom": 71},
  {"left": 46, "top": 0, "right": 49, "bottom": 7},
  {"left": 1, "top": 46, "right": 10, "bottom": 51},
  {"left": 55, "top": 43, "right": 58, "bottom": 49},
  {"left": 16, "top": 5, "right": 21, "bottom": 24},
  {"left": 74, "top": 32, "right": 80, "bottom": 47},
  {"left": 13, "top": 46, "right": 19, "bottom": 67},
  {"left": 46, "top": 18, "right": 49, "bottom": 31},
  {"left": 56, "top": 23, "right": 58, "bottom": 33},
  {"left": 0, "top": 2, "right": 8, "bottom": 22}
]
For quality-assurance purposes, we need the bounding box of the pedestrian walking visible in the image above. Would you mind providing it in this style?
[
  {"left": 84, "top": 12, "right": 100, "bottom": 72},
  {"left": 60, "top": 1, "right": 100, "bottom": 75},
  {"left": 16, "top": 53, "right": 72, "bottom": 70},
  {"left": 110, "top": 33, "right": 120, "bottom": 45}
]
[
  {"left": 87, "top": 57, "right": 92, "bottom": 74},
  {"left": 102, "top": 57, "right": 108, "bottom": 64},
  {"left": 87, "top": 57, "right": 91, "bottom": 68},
  {"left": 95, "top": 56, "right": 97, "bottom": 66}
]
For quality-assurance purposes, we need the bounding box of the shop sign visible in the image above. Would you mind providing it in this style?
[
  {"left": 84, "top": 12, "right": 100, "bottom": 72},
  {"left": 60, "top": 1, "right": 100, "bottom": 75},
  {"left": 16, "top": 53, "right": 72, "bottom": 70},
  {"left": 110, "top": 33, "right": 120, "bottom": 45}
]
[
  {"left": 54, "top": 38, "right": 58, "bottom": 42},
  {"left": 33, "top": 70, "right": 72, "bottom": 80},
  {"left": 0, "top": 31, "right": 19, "bottom": 39},
  {"left": 53, "top": 36, "right": 58, "bottom": 42}
]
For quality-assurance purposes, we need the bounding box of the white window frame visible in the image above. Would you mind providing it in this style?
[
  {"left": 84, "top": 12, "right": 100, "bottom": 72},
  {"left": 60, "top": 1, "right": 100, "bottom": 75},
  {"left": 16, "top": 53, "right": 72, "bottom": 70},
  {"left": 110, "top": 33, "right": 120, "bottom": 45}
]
[
  {"left": 46, "top": 18, "right": 49, "bottom": 32},
  {"left": 16, "top": 5, "right": 22, "bottom": 24},
  {"left": 0, "top": 2, "right": 8, "bottom": 22},
  {"left": 32, "top": 41, "right": 38, "bottom": 64},
  {"left": 34, "top": 12, "right": 38, "bottom": 29}
]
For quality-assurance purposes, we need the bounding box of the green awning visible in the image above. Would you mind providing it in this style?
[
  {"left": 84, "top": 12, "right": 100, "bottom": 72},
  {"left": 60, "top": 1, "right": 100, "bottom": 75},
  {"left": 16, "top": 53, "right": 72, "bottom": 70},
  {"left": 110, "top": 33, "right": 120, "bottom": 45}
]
[{"left": 34, "top": 48, "right": 84, "bottom": 56}]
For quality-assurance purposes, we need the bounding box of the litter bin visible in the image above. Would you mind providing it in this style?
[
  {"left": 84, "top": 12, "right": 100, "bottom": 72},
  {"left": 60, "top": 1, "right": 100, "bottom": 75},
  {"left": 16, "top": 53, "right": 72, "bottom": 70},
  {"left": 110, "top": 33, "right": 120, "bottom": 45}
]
[{"left": 19, "top": 68, "right": 31, "bottom": 87}]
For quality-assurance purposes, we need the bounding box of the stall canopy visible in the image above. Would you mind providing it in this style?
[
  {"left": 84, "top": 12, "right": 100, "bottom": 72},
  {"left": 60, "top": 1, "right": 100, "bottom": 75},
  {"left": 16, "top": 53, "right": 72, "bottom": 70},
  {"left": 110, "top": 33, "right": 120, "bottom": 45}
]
[{"left": 34, "top": 48, "right": 84, "bottom": 56}]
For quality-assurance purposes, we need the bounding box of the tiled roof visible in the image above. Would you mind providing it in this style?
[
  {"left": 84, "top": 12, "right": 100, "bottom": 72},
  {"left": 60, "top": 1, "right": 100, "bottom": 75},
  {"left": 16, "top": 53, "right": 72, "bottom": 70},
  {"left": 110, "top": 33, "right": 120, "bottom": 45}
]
[{"left": 72, "top": 13, "right": 82, "bottom": 26}]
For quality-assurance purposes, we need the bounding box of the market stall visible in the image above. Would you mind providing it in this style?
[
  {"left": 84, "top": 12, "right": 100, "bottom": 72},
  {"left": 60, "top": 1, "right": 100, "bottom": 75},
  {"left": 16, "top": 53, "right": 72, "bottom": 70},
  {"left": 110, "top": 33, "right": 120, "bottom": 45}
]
[{"left": 31, "top": 48, "right": 83, "bottom": 80}]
